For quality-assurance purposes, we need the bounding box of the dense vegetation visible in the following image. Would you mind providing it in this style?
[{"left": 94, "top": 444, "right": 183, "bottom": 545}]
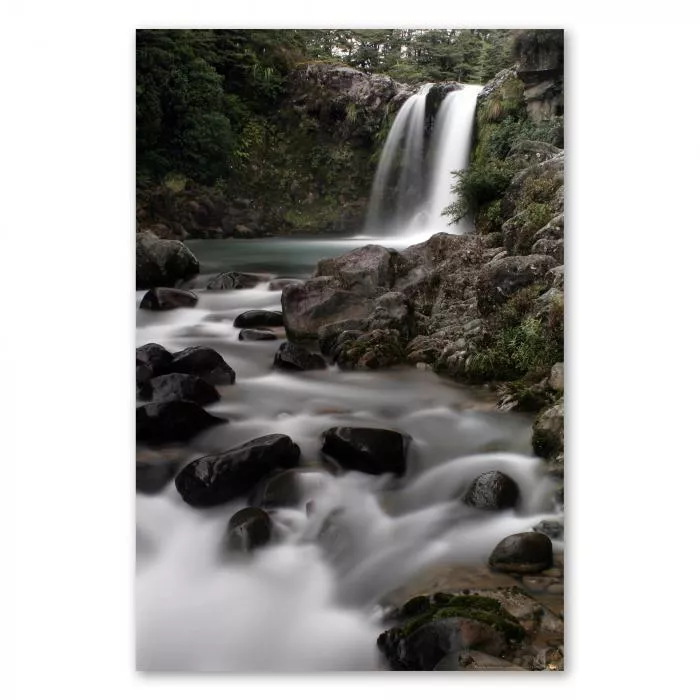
[{"left": 136, "top": 29, "right": 516, "bottom": 191}]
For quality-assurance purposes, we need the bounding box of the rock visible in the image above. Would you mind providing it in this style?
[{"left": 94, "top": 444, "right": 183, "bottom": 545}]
[
  {"left": 136, "top": 400, "right": 226, "bottom": 446},
  {"left": 223, "top": 507, "right": 272, "bottom": 553},
  {"left": 506, "top": 140, "right": 562, "bottom": 165},
  {"left": 136, "top": 448, "right": 185, "bottom": 494},
  {"left": 335, "top": 328, "right": 405, "bottom": 369},
  {"left": 366, "top": 291, "right": 415, "bottom": 337},
  {"left": 273, "top": 342, "right": 327, "bottom": 371},
  {"left": 320, "top": 426, "right": 411, "bottom": 476},
  {"left": 463, "top": 471, "right": 520, "bottom": 510},
  {"left": 532, "top": 397, "right": 564, "bottom": 459},
  {"left": 233, "top": 310, "right": 284, "bottom": 328},
  {"left": 139, "top": 287, "right": 198, "bottom": 311},
  {"left": 168, "top": 346, "right": 236, "bottom": 385},
  {"left": 136, "top": 343, "right": 173, "bottom": 376},
  {"left": 318, "top": 319, "right": 368, "bottom": 356},
  {"left": 488, "top": 532, "right": 553, "bottom": 573},
  {"left": 545, "top": 265, "right": 564, "bottom": 290},
  {"left": 476, "top": 254, "right": 557, "bottom": 315},
  {"left": 238, "top": 328, "right": 277, "bottom": 341},
  {"left": 282, "top": 276, "right": 373, "bottom": 341},
  {"left": 136, "top": 362, "right": 152, "bottom": 392},
  {"left": 138, "top": 372, "right": 220, "bottom": 405},
  {"left": 533, "top": 213, "right": 564, "bottom": 243},
  {"left": 136, "top": 230, "right": 199, "bottom": 290},
  {"left": 206, "top": 271, "right": 260, "bottom": 290},
  {"left": 531, "top": 237, "right": 564, "bottom": 263},
  {"left": 315, "top": 244, "right": 396, "bottom": 296},
  {"left": 268, "top": 278, "right": 303, "bottom": 291},
  {"left": 533, "top": 519, "right": 564, "bottom": 541},
  {"left": 501, "top": 154, "right": 564, "bottom": 221},
  {"left": 249, "top": 470, "right": 303, "bottom": 508},
  {"left": 175, "top": 434, "right": 301, "bottom": 507},
  {"left": 549, "top": 362, "right": 564, "bottom": 392}
]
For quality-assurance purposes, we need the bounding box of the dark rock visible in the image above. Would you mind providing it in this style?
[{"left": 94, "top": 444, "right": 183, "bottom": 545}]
[
  {"left": 238, "top": 328, "right": 277, "bottom": 341},
  {"left": 268, "top": 278, "right": 303, "bottom": 291},
  {"left": 532, "top": 397, "right": 564, "bottom": 460},
  {"left": 175, "top": 434, "right": 301, "bottom": 507},
  {"left": 476, "top": 254, "right": 557, "bottom": 315},
  {"left": 273, "top": 342, "right": 327, "bottom": 371},
  {"left": 136, "top": 448, "right": 185, "bottom": 494},
  {"left": 282, "top": 276, "right": 374, "bottom": 341},
  {"left": 136, "top": 343, "right": 173, "bottom": 376},
  {"left": 531, "top": 237, "right": 564, "bottom": 262},
  {"left": 463, "top": 471, "right": 520, "bottom": 510},
  {"left": 234, "top": 310, "right": 284, "bottom": 328},
  {"left": 168, "top": 346, "right": 236, "bottom": 385},
  {"left": 138, "top": 373, "right": 220, "bottom": 405},
  {"left": 140, "top": 287, "right": 198, "bottom": 311},
  {"left": 223, "top": 507, "right": 272, "bottom": 553},
  {"left": 136, "top": 361, "right": 153, "bottom": 392},
  {"left": 488, "top": 532, "right": 553, "bottom": 574},
  {"left": 320, "top": 426, "right": 411, "bottom": 476},
  {"left": 367, "top": 291, "right": 415, "bottom": 338},
  {"left": 318, "top": 319, "right": 368, "bottom": 356},
  {"left": 136, "top": 400, "right": 226, "bottom": 446},
  {"left": 335, "top": 328, "right": 405, "bottom": 370},
  {"left": 136, "top": 230, "right": 199, "bottom": 290},
  {"left": 249, "top": 470, "right": 303, "bottom": 508},
  {"left": 533, "top": 519, "right": 564, "bottom": 541},
  {"left": 206, "top": 271, "right": 260, "bottom": 290},
  {"left": 315, "top": 245, "right": 397, "bottom": 296}
]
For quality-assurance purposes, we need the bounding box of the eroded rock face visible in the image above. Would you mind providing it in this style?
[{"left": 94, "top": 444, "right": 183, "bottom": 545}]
[
  {"left": 273, "top": 342, "right": 327, "bottom": 371},
  {"left": 136, "top": 400, "right": 226, "bottom": 445},
  {"left": 476, "top": 254, "right": 557, "bottom": 315},
  {"left": 136, "top": 231, "right": 200, "bottom": 290},
  {"left": 463, "top": 471, "right": 520, "bottom": 511},
  {"left": 223, "top": 507, "right": 272, "bottom": 553},
  {"left": 168, "top": 346, "right": 236, "bottom": 385},
  {"left": 139, "top": 287, "right": 198, "bottom": 311},
  {"left": 175, "top": 434, "right": 301, "bottom": 507},
  {"left": 488, "top": 532, "right": 553, "bottom": 574},
  {"left": 320, "top": 426, "right": 411, "bottom": 476}
]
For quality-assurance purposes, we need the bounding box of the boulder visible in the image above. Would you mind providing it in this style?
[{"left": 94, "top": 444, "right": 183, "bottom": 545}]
[
  {"left": 335, "top": 328, "right": 405, "bottom": 370},
  {"left": 366, "top": 291, "right": 416, "bottom": 338},
  {"left": 318, "top": 319, "right": 368, "bottom": 356},
  {"left": 223, "top": 507, "right": 273, "bottom": 553},
  {"left": 476, "top": 254, "right": 557, "bottom": 315},
  {"left": 136, "top": 362, "right": 152, "bottom": 392},
  {"left": 139, "top": 287, "right": 198, "bottom": 311},
  {"left": 282, "top": 277, "right": 373, "bottom": 341},
  {"left": 249, "top": 470, "right": 303, "bottom": 508},
  {"left": 314, "top": 244, "right": 396, "bottom": 296},
  {"left": 501, "top": 154, "right": 564, "bottom": 221},
  {"left": 533, "top": 519, "right": 564, "bottom": 541},
  {"left": 273, "top": 342, "right": 327, "bottom": 371},
  {"left": 531, "top": 237, "right": 564, "bottom": 262},
  {"left": 175, "top": 434, "right": 301, "bottom": 507},
  {"left": 136, "top": 230, "right": 199, "bottom": 290},
  {"left": 136, "top": 448, "right": 185, "bottom": 494},
  {"left": 268, "top": 278, "right": 304, "bottom": 291},
  {"left": 136, "top": 400, "right": 226, "bottom": 446},
  {"left": 168, "top": 346, "right": 236, "bottom": 385},
  {"left": 463, "top": 471, "right": 520, "bottom": 510},
  {"left": 238, "top": 329, "right": 277, "bottom": 341},
  {"left": 488, "top": 532, "right": 553, "bottom": 574},
  {"left": 138, "top": 372, "right": 220, "bottom": 406},
  {"left": 532, "top": 397, "right": 564, "bottom": 459},
  {"left": 320, "top": 427, "right": 411, "bottom": 476},
  {"left": 206, "top": 271, "right": 260, "bottom": 290},
  {"left": 233, "top": 310, "right": 284, "bottom": 328},
  {"left": 549, "top": 362, "right": 564, "bottom": 392},
  {"left": 136, "top": 343, "right": 173, "bottom": 376}
]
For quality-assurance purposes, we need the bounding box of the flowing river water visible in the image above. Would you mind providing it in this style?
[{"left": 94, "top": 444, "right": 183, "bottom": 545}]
[{"left": 135, "top": 235, "right": 562, "bottom": 672}]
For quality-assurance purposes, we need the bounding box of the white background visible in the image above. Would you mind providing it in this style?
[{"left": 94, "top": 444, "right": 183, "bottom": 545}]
[{"left": 2, "top": 1, "right": 700, "bottom": 697}]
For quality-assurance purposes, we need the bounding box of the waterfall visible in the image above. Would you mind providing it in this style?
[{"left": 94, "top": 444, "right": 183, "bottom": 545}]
[{"left": 364, "top": 83, "right": 482, "bottom": 238}]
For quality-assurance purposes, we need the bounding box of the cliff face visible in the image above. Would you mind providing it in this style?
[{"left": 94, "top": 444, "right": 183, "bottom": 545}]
[{"left": 136, "top": 64, "right": 413, "bottom": 239}]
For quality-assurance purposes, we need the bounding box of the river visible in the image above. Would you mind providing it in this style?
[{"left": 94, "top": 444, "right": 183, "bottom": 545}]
[{"left": 135, "top": 234, "right": 561, "bottom": 672}]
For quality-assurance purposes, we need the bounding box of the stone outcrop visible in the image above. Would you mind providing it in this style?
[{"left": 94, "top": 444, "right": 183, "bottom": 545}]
[{"left": 135, "top": 230, "right": 199, "bottom": 289}]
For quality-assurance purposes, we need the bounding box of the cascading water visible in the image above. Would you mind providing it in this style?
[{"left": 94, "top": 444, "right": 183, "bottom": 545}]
[{"left": 364, "top": 82, "right": 482, "bottom": 239}]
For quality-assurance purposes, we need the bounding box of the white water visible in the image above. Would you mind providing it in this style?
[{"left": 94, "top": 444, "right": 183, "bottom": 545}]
[
  {"left": 364, "top": 83, "right": 482, "bottom": 238},
  {"left": 135, "top": 240, "right": 562, "bottom": 672}
]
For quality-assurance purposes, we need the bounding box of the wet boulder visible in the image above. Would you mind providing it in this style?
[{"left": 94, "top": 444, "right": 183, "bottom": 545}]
[
  {"left": 238, "top": 328, "right": 277, "bottom": 341},
  {"left": 168, "top": 346, "right": 236, "bottom": 385},
  {"left": 366, "top": 291, "right": 416, "bottom": 338},
  {"left": 136, "top": 400, "right": 226, "bottom": 446},
  {"left": 476, "top": 254, "right": 557, "bottom": 315},
  {"left": 136, "top": 447, "right": 186, "bottom": 494},
  {"left": 488, "top": 532, "right": 553, "bottom": 574},
  {"left": 249, "top": 470, "right": 304, "bottom": 508},
  {"left": 268, "top": 278, "right": 303, "bottom": 291},
  {"left": 273, "top": 342, "right": 327, "bottom": 371},
  {"left": 138, "top": 372, "right": 220, "bottom": 406},
  {"left": 320, "top": 426, "right": 411, "bottom": 476},
  {"left": 136, "top": 230, "right": 199, "bottom": 289},
  {"left": 282, "top": 277, "right": 374, "bottom": 341},
  {"left": 533, "top": 519, "right": 564, "bottom": 541},
  {"left": 334, "top": 328, "right": 405, "bottom": 370},
  {"left": 175, "top": 434, "right": 301, "bottom": 507},
  {"left": 317, "top": 319, "right": 368, "bottom": 356},
  {"left": 532, "top": 397, "right": 564, "bottom": 460},
  {"left": 463, "top": 471, "right": 520, "bottom": 511},
  {"left": 206, "top": 271, "right": 260, "bottom": 290},
  {"left": 234, "top": 310, "right": 284, "bottom": 328},
  {"left": 139, "top": 287, "right": 199, "bottom": 311},
  {"left": 315, "top": 244, "right": 397, "bottom": 296},
  {"left": 136, "top": 343, "right": 173, "bottom": 376},
  {"left": 223, "top": 507, "right": 273, "bottom": 553}
]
